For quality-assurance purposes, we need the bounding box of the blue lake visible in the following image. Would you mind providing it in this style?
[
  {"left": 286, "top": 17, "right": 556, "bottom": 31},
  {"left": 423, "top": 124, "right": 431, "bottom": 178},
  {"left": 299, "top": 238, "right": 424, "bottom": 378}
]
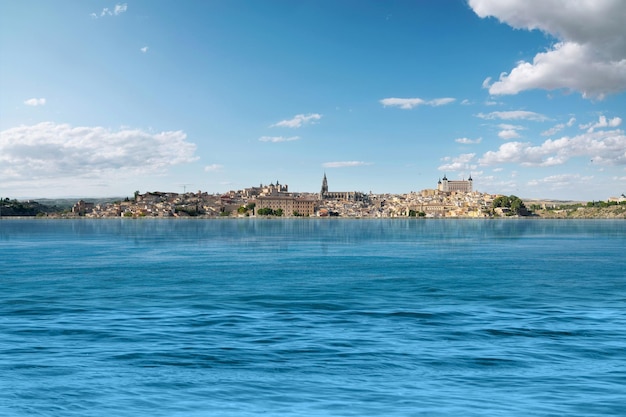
[{"left": 1, "top": 219, "right": 625, "bottom": 416}]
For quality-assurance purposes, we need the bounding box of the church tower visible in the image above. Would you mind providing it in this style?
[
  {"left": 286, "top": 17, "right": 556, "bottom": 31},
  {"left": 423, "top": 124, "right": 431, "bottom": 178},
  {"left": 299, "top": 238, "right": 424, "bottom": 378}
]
[{"left": 320, "top": 173, "right": 328, "bottom": 199}]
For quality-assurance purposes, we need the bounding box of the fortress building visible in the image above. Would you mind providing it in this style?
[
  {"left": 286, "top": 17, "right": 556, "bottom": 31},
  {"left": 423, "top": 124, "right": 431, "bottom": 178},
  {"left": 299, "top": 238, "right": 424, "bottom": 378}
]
[{"left": 437, "top": 174, "right": 473, "bottom": 193}]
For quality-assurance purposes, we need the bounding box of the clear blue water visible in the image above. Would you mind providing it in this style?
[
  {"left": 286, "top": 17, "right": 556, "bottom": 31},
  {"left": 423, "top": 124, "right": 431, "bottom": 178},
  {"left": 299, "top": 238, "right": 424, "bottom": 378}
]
[{"left": 1, "top": 219, "right": 625, "bottom": 417}]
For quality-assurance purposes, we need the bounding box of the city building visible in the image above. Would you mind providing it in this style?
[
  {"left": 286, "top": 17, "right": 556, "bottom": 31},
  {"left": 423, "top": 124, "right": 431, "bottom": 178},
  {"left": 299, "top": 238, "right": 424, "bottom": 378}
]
[
  {"left": 244, "top": 181, "right": 288, "bottom": 198},
  {"left": 255, "top": 196, "right": 316, "bottom": 216},
  {"left": 437, "top": 174, "right": 473, "bottom": 193},
  {"left": 72, "top": 200, "right": 95, "bottom": 216},
  {"left": 320, "top": 173, "right": 368, "bottom": 202}
]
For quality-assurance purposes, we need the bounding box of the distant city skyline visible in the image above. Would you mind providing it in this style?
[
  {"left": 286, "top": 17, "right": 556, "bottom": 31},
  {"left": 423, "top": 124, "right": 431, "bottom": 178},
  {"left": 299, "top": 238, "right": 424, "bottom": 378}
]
[{"left": 1, "top": 1, "right": 625, "bottom": 200}]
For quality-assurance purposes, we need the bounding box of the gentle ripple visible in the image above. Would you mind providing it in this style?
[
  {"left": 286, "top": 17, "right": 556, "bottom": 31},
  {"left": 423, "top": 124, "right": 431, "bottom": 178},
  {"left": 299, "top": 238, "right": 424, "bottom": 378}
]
[{"left": 1, "top": 219, "right": 625, "bottom": 416}]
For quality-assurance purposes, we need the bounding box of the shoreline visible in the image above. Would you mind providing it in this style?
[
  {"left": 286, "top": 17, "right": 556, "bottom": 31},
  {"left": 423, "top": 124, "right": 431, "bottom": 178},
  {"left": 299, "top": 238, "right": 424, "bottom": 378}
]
[{"left": 1, "top": 215, "right": 624, "bottom": 220}]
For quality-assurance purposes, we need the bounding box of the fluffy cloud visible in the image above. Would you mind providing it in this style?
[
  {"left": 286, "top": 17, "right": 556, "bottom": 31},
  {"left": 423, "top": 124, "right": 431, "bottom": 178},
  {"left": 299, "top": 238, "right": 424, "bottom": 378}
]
[
  {"left": 380, "top": 97, "right": 455, "bottom": 109},
  {"left": 470, "top": 0, "right": 626, "bottom": 98},
  {"left": 259, "top": 136, "right": 300, "bottom": 143},
  {"left": 91, "top": 3, "right": 127, "bottom": 18},
  {"left": 527, "top": 173, "right": 594, "bottom": 189},
  {"left": 477, "top": 111, "right": 548, "bottom": 121},
  {"left": 271, "top": 113, "right": 321, "bottom": 128},
  {"left": 322, "top": 161, "right": 370, "bottom": 168},
  {"left": 0, "top": 122, "right": 197, "bottom": 184},
  {"left": 455, "top": 137, "right": 482, "bottom": 144},
  {"left": 24, "top": 98, "right": 46, "bottom": 106},
  {"left": 438, "top": 153, "right": 477, "bottom": 172},
  {"left": 498, "top": 129, "right": 521, "bottom": 140},
  {"left": 498, "top": 124, "right": 524, "bottom": 139},
  {"left": 479, "top": 129, "right": 626, "bottom": 167},
  {"left": 580, "top": 115, "right": 622, "bottom": 133},
  {"left": 140, "top": 46, "right": 149, "bottom": 53}
]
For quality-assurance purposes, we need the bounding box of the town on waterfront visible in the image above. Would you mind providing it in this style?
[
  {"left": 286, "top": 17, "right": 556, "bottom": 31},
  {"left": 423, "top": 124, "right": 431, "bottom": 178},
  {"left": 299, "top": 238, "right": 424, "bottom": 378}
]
[{"left": 2, "top": 174, "right": 625, "bottom": 219}]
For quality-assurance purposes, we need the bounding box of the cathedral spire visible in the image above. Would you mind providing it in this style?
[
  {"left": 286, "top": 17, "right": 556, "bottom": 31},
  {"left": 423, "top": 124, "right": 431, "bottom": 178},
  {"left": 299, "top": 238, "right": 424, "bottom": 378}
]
[{"left": 320, "top": 173, "right": 328, "bottom": 198}]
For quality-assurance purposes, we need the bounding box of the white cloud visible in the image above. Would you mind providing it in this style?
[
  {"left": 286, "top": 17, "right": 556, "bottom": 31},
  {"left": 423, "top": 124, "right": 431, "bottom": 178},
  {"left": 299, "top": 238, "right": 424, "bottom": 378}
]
[
  {"left": 91, "top": 3, "right": 128, "bottom": 18},
  {"left": 525, "top": 174, "right": 602, "bottom": 198},
  {"left": 455, "top": 137, "right": 482, "bottom": 144},
  {"left": 476, "top": 174, "right": 518, "bottom": 193},
  {"left": 0, "top": 122, "right": 197, "bottom": 185},
  {"left": 580, "top": 115, "right": 622, "bottom": 133},
  {"left": 477, "top": 110, "right": 549, "bottom": 121},
  {"left": 527, "top": 174, "right": 594, "bottom": 189},
  {"left": 461, "top": 99, "right": 472, "bottom": 105},
  {"left": 494, "top": 123, "right": 525, "bottom": 140},
  {"left": 322, "top": 161, "right": 370, "bottom": 168},
  {"left": 498, "top": 124, "right": 523, "bottom": 130},
  {"left": 24, "top": 98, "right": 46, "bottom": 106},
  {"left": 271, "top": 113, "right": 321, "bottom": 128},
  {"left": 259, "top": 136, "right": 300, "bottom": 143},
  {"left": 498, "top": 129, "right": 521, "bottom": 140},
  {"left": 380, "top": 97, "right": 455, "bottom": 109},
  {"left": 140, "top": 46, "right": 149, "bottom": 53},
  {"left": 380, "top": 98, "right": 425, "bottom": 109},
  {"left": 469, "top": 0, "right": 626, "bottom": 99},
  {"left": 479, "top": 142, "right": 530, "bottom": 166},
  {"left": 438, "top": 153, "right": 477, "bottom": 172},
  {"left": 113, "top": 3, "right": 127, "bottom": 15},
  {"left": 542, "top": 124, "right": 565, "bottom": 137},
  {"left": 429, "top": 97, "right": 456, "bottom": 106},
  {"left": 542, "top": 117, "right": 577, "bottom": 136},
  {"left": 204, "top": 164, "right": 223, "bottom": 172},
  {"left": 479, "top": 129, "right": 626, "bottom": 167}
]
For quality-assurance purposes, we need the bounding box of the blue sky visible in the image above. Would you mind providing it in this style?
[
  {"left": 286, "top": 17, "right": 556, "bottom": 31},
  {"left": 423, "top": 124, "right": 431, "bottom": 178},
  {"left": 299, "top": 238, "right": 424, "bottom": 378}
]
[{"left": 1, "top": 0, "right": 625, "bottom": 200}]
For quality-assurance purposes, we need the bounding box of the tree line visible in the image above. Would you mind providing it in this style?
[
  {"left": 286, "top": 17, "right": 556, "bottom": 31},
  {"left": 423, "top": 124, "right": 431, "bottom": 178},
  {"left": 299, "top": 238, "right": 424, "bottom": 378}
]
[{"left": 492, "top": 195, "right": 527, "bottom": 215}]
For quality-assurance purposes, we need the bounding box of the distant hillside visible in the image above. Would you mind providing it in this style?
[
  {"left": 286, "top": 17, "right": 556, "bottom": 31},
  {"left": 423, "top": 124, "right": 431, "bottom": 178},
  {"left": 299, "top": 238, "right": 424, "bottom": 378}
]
[
  {"left": 1, "top": 197, "right": 126, "bottom": 217},
  {"left": 34, "top": 197, "right": 124, "bottom": 210},
  {"left": 0, "top": 199, "right": 58, "bottom": 216},
  {"left": 529, "top": 202, "right": 626, "bottom": 219}
]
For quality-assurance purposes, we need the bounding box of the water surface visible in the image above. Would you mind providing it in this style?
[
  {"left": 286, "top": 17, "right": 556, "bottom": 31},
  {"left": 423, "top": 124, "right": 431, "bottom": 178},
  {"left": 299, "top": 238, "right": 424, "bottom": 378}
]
[{"left": 1, "top": 219, "right": 624, "bottom": 416}]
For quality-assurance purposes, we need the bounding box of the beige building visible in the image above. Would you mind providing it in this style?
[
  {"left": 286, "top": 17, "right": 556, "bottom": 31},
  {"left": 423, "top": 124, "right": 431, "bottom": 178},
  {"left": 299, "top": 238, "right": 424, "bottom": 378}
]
[
  {"left": 437, "top": 174, "right": 473, "bottom": 193},
  {"left": 255, "top": 196, "right": 316, "bottom": 216},
  {"left": 72, "top": 200, "right": 95, "bottom": 216},
  {"left": 244, "top": 181, "right": 288, "bottom": 198}
]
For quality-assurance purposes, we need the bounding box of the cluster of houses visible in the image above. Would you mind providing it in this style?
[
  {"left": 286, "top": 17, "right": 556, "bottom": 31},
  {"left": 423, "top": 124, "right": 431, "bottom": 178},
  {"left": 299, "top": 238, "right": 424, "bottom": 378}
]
[
  {"left": 320, "top": 190, "right": 495, "bottom": 218},
  {"left": 73, "top": 191, "right": 228, "bottom": 218},
  {"left": 70, "top": 176, "right": 500, "bottom": 218}
]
